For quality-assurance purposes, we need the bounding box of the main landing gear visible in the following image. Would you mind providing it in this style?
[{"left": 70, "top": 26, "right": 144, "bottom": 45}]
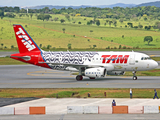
[
  {"left": 132, "top": 71, "right": 137, "bottom": 80},
  {"left": 76, "top": 75, "right": 83, "bottom": 81}
]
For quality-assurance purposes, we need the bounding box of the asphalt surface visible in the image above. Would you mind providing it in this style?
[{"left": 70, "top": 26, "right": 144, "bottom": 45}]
[
  {"left": 0, "top": 98, "right": 39, "bottom": 107},
  {"left": 0, "top": 65, "right": 160, "bottom": 88}
]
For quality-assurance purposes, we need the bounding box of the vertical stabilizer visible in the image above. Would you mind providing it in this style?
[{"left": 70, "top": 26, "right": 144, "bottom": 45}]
[{"left": 13, "top": 24, "right": 41, "bottom": 53}]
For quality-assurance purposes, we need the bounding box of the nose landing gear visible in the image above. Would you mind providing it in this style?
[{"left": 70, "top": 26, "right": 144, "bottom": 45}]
[{"left": 132, "top": 71, "right": 137, "bottom": 80}]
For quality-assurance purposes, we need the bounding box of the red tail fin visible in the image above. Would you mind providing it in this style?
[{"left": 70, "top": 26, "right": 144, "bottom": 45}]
[{"left": 13, "top": 24, "right": 41, "bottom": 53}]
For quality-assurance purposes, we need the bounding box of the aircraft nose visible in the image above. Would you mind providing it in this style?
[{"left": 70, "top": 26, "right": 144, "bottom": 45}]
[{"left": 152, "top": 61, "right": 158, "bottom": 69}]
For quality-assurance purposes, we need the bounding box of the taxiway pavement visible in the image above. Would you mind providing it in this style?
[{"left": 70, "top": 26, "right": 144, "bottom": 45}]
[{"left": 0, "top": 65, "right": 160, "bottom": 88}]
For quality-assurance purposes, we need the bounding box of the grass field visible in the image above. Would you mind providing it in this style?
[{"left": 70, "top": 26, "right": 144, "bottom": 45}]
[
  {"left": 1, "top": 14, "right": 160, "bottom": 50},
  {"left": 0, "top": 88, "right": 158, "bottom": 98},
  {"left": 0, "top": 57, "right": 27, "bottom": 65}
]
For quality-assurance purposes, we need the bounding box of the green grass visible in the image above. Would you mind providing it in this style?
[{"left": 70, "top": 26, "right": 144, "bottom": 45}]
[
  {"left": 1, "top": 14, "right": 160, "bottom": 49},
  {"left": 0, "top": 57, "right": 27, "bottom": 65},
  {"left": 0, "top": 88, "right": 158, "bottom": 98},
  {"left": 124, "top": 69, "right": 160, "bottom": 76}
]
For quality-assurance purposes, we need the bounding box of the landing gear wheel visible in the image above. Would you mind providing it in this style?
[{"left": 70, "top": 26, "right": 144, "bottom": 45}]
[
  {"left": 76, "top": 75, "right": 83, "bottom": 81},
  {"left": 89, "top": 77, "right": 95, "bottom": 79},
  {"left": 133, "top": 76, "right": 137, "bottom": 80},
  {"left": 132, "top": 71, "right": 137, "bottom": 80}
]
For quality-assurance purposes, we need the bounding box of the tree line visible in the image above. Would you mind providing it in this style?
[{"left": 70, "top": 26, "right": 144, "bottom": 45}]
[{"left": 1, "top": 6, "right": 160, "bottom": 20}]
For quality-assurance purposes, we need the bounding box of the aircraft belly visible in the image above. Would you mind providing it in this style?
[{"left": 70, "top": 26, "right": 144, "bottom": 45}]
[{"left": 114, "top": 64, "right": 128, "bottom": 71}]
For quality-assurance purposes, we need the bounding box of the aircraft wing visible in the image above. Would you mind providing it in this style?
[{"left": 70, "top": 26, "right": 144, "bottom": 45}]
[{"left": 39, "top": 62, "right": 104, "bottom": 68}]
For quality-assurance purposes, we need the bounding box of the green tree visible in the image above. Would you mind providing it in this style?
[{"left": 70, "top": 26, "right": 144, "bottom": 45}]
[
  {"left": 93, "top": 45, "right": 97, "bottom": 49},
  {"left": 44, "top": 15, "right": 52, "bottom": 21},
  {"left": 96, "top": 20, "right": 100, "bottom": 26},
  {"left": 14, "top": 6, "right": 20, "bottom": 13},
  {"left": 106, "top": 20, "right": 109, "bottom": 23},
  {"left": 39, "top": 44, "right": 42, "bottom": 48},
  {"left": 11, "top": 45, "right": 14, "bottom": 49},
  {"left": 144, "top": 36, "right": 153, "bottom": 45},
  {"left": 90, "top": 30, "right": 93, "bottom": 34},
  {"left": 87, "top": 21, "right": 91, "bottom": 25},
  {"left": 37, "top": 14, "right": 51, "bottom": 21},
  {"left": 26, "top": 14, "right": 29, "bottom": 18},
  {"left": 127, "top": 22, "right": 133, "bottom": 28},
  {"left": 1, "top": 43, "right": 4, "bottom": 47},
  {"left": 113, "top": 20, "right": 117, "bottom": 27},
  {"left": 62, "top": 28, "right": 65, "bottom": 33},
  {"left": 65, "top": 14, "right": 70, "bottom": 21},
  {"left": 109, "top": 21, "right": 112, "bottom": 27},
  {"left": 119, "top": 18, "right": 123, "bottom": 23},
  {"left": 29, "top": 13, "right": 33, "bottom": 19},
  {"left": 138, "top": 24, "right": 143, "bottom": 29},
  {"left": 60, "top": 19, "right": 65, "bottom": 23},
  {"left": 0, "top": 10, "right": 4, "bottom": 19},
  {"left": 67, "top": 43, "right": 72, "bottom": 49},
  {"left": 47, "top": 45, "right": 52, "bottom": 49},
  {"left": 144, "top": 17, "right": 147, "bottom": 21},
  {"left": 54, "top": 17, "right": 59, "bottom": 22},
  {"left": 37, "top": 14, "right": 45, "bottom": 21}
]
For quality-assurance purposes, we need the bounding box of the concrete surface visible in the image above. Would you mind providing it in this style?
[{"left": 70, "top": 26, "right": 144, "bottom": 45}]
[
  {"left": 4, "top": 98, "right": 160, "bottom": 114},
  {"left": 0, "top": 107, "right": 14, "bottom": 115},
  {"left": 144, "top": 106, "right": 159, "bottom": 114}
]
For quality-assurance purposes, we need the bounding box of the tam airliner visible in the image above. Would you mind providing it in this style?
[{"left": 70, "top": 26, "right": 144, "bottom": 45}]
[{"left": 10, "top": 24, "right": 158, "bottom": 81}]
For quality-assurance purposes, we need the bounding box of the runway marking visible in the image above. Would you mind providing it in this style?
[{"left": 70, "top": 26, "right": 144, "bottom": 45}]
[
  {"left": 27, "top": 70, "right": 65, "bottom": 76},
  {"left": 62, "top": 76, "right": 74, "bottom": 77},
  {"left": 121, "top": 76, "right": 129, "bottom": 78}
]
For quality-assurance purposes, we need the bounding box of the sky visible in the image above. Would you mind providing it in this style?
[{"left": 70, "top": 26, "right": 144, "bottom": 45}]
[{"left": 0, "top": 0, "right": 158, "bottom": 7}]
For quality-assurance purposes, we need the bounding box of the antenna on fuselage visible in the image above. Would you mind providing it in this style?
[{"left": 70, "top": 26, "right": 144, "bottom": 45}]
[{"left": 132, "top": 50, "right": 134, "bottom": 52}]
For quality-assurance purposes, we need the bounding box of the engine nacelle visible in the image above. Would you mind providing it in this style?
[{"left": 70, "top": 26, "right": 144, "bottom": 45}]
[
  {"left": 107, "top": 71, "right": 125, "bottom": 75},
  {"left": 84, "top": 67, "right": 106, "bottom": 78}
]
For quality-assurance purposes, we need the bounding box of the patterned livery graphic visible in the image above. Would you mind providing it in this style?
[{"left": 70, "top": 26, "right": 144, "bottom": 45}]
[{"left": 42, "top": 51, "right": 99, "bottom": 69}]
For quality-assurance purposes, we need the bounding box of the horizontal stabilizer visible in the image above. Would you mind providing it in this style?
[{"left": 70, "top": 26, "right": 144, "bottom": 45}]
[{"left": 10, "top": 56, "right": 31, "bottom": 61}]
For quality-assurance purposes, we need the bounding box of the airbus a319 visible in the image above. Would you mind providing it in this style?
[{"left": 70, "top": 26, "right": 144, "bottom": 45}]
[{"left": 10, "top": 24, "right": 158, "bottom": 81}]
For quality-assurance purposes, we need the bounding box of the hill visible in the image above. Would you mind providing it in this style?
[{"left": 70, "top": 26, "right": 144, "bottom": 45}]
[
  {"left": 136, "top": 1, "right": 160, "bottom": 7},
  {"left": 22, "top": 3, "right": 136, "bottom": 9}
]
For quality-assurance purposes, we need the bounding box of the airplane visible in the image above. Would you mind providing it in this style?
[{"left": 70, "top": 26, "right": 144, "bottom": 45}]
[{"left": 10, "top": 24, "right": 158, "bottom": 81}]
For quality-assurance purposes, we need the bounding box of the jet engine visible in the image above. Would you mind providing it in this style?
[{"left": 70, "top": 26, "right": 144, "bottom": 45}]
[
  {"left": 107, "top": 71, "right": 125, "bottom": 75},
  {"left": 84, "top": 67, "right": 106, "bottom": 78}
]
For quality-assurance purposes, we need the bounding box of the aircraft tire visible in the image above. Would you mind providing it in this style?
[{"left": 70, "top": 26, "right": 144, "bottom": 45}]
[
  {"left": 76, "top": 75, "right": 83, "bottom": 81},
  {"left": 133, "top": 76, "right": 137, "bottom": 80}
]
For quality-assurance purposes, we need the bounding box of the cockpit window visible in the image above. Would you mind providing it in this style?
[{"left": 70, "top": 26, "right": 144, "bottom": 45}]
[{"left": 141, "top": 57, "right": 151, "bottom": 60}]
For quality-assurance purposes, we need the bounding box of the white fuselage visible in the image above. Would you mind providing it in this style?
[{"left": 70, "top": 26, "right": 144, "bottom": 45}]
[{"left": 42, "top": 51, "right": 158, "bottom": 72}]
